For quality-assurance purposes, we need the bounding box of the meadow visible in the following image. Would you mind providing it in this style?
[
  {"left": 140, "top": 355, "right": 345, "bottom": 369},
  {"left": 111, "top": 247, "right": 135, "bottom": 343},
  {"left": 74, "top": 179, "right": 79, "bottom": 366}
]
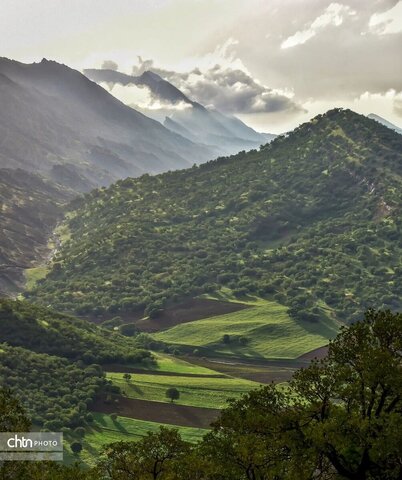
[
  {"left": 154, "top": 297, "right": 336, "bottom": 360},
  {"left": 106, "top": 371, "right": 260, "bottom": 409}
]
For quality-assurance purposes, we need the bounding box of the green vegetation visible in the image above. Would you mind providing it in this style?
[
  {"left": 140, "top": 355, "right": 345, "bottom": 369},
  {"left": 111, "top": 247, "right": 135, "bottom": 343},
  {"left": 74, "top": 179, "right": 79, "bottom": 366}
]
[
  {"left": 25, "top": 266, "right": 50, "bottom": 290},
  {"left": 155, "top": 297, "right": 336, "bottom": 359},
  {"left": 0, "top": 344, "right": 106, "bottom": 429},
  {"left": 0, "top": 299, "right": 155, "bottom": 433},
  {"left": 28, "top": 109, "right": 402, "bottom": 327},
  {"left": 134, "top": 352, "right": 221, "bottom": 376},
  {"left": 106, "top": 371, "right": 259, "bottom": 408},
  {"left": 0, "top": 299, "right": 152, "bottom": 364},
  {"left": 79, "top": 413, "right": 206, "bottom": 466},
  {"left": 2, "top": 310, "right": 401, "bottom": 479}
]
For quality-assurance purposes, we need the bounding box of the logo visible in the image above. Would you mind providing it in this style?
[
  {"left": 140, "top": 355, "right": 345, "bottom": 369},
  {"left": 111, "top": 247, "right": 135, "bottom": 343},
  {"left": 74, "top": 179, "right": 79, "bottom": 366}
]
[{"left": 0, "top": 432, "right": 63, "bottom": 461}]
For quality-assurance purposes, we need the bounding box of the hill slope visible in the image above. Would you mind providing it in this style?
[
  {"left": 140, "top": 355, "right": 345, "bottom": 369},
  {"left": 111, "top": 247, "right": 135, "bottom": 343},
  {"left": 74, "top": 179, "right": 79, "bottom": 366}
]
[
  {"left": 0, "top": 168, "right": 73, "bottom": 295},
  {"left": 0, "top": 58, "right": 212, "bottom": 191},
  {"left": 28, "top": 109, "right": 402, "bottom": 325},
  {"left": 84, "top": 68, "right": 274, "bottom": 156}
]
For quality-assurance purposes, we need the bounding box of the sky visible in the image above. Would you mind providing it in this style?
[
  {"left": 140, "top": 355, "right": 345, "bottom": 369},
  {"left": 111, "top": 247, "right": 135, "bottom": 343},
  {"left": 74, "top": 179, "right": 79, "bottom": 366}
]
[{"left": 1, "top": 0, "right": 402, "bottom": 133}]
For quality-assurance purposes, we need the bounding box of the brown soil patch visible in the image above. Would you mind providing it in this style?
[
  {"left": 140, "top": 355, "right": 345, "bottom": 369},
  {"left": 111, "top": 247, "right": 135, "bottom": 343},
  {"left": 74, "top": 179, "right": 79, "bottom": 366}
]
[
  {"left": 297, "top": 345, "right": 328, "bottom": 361},
  {"left": 92, "top": 396, "right": 219, "bottom": 429},
  {"left": 186, "top": 357, "right": 296, "bottom": 383},
  {"left": 135, "top": 298, "right": 249, "bottom": 332}
]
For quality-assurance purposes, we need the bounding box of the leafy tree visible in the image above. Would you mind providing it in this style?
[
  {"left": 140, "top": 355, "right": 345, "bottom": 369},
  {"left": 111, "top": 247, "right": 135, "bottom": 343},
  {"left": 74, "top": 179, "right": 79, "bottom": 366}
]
[
  {"left": 96, "top": 427, "right": 190, "bottom": 479},
  {"left": 123, "top": 373, "right": 132, "bottom": 382},
  {"left": 165, "top": 387, "right": 180, "bottom": 403},
  {"left": 70, "top": 441, "right": 83, "bottom": 455},
  {"left": 291, "top": 309, "right": 402, "bottom": 479}
]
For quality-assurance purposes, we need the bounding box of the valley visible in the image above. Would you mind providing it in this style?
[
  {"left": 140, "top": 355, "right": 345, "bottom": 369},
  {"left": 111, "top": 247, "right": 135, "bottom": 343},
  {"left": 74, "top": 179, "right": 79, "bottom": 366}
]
[{"left": 2, "top": 107, "right": 400, "bottom": 467}]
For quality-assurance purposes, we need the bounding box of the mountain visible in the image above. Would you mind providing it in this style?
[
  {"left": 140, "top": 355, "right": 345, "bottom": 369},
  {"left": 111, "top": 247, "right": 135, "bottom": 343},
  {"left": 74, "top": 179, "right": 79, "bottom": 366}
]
[
  {"left": 28, "top": 109, "right": 402, "bottom": 326},
  {"left": 368, "top": 113, "right": 402, "bottom": 135},
  {"left": 0, "top": 58, "right": 213, "bottom": 191},
  {"left": 84, "top": 68, "right": 275, "bottom": 156},
  {"left": 0, "top": 168, "right": 73, "bottom": 296}
]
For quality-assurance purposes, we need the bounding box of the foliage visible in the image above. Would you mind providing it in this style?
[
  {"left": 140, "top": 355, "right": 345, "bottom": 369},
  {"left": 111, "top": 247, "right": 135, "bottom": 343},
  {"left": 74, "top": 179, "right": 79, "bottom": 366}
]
[
  {"left": 0, "top": 299, "right": 152, "bottom": 365},
  {"left": 0, "top": 343, "right": 106, "bottom": 428},
  {"left": 95, "top": 427, "right": 191, "bottom": 480},
  {"left": 165, "top": 387, "right": 180, "bottom": 403},
  {"left": 28, "top": 110, "right": 402, "bottom": 326},
  {"left": 92, "top": 309, "right": 402, "bottom": 479}
]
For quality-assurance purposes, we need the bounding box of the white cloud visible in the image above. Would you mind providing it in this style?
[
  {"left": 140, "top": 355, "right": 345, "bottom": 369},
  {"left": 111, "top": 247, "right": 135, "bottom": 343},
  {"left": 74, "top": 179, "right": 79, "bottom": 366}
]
[
  {"left": 369, "top": 1, "right": 402, "bottom": 35},
  {"left": 281, "top": 3, "right": 356, "bottom": 49}
]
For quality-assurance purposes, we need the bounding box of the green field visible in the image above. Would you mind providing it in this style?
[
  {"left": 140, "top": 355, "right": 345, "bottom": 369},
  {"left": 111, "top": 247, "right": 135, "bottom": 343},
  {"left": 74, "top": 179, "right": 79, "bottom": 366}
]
[
  {"left": 134, "top": 352, "right": 221, "bottom": 376},
  {"left": 107, "top": 371, "right": 260, "bottom": 408},
  {"left": 68, "top": 413, "right": 207, "bottom": 467},
  {"left": 154, "top": 297, "right": 337, "bottom": 360}
]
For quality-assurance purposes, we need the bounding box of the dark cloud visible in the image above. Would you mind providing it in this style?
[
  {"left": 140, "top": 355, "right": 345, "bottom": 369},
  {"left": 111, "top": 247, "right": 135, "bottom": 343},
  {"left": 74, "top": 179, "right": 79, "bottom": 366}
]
[{"left": 101, "top": 60, "right": 118, "bottom": 71}]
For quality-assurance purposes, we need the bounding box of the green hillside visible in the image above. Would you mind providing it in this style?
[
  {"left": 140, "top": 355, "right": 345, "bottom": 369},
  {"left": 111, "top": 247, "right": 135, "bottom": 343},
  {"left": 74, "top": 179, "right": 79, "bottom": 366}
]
[
  {"left": 0, "top": 299, "right": 152, "bottom": 364},
  {"left": 154, "top": 297, "right": 337, "bottom": 359},
  {"left": 0, "top": 343, "right": 105, "bottom": 429},
  {"left": 28, "top": 109, "right": 402, "bottom": 325}
]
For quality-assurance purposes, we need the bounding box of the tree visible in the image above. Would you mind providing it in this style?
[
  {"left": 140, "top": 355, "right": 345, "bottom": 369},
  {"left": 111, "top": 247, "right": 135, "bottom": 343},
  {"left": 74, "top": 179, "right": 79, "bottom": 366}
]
[
  {"left": 165, "top": 387, "right": 180, "bottom": 403},
  {"left": 96, "top": 427, "right": 190, "bottom": 479},
  {"left": 123, "top": 373, "right": 132, "bottom": 382},
  {"left": 291, "top": 309, "right": 402, "bottom": 479},
  {"left": 222, "top": 334, "right": 230, "bottom": 344},
  {"left": 0, "top": 388, "right": 31, "bottom": 432},
  {"left": 70, "top": 441, "right": 83, "bottom": 455}
]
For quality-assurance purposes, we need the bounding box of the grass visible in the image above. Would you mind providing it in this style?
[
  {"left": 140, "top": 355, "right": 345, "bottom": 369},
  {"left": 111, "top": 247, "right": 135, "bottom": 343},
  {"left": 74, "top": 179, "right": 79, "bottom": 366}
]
[
  {"left": 107, "top": 372, "right": 260, "bottom": 409},
  {"left": 135, "top": 352, "right": 222, "bottom": 376},
  {"left": 67, "top": 413, "right": 207, "bottom": 467},
  {"left": 24, "top": 266, "right": 49, "bottom": 290},
  {"left": 154, "top": 297, "right": 337, "bottom": 360}
]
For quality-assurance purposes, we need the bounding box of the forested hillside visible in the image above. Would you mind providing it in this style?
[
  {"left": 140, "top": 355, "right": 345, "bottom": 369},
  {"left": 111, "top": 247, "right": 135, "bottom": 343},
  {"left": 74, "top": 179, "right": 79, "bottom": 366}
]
[
  {"left": 28, "top": 109, "right": 402, "bottom": 325},
  {"left": 0, "top": 300, "right": 152, "bottom": 429}
]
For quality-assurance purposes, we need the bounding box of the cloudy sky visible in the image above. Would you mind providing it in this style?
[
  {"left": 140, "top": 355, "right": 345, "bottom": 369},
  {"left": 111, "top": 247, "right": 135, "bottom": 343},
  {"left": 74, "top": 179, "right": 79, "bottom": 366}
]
[{"left": 1, "top": 0, "right": 401, "bottom": 132}]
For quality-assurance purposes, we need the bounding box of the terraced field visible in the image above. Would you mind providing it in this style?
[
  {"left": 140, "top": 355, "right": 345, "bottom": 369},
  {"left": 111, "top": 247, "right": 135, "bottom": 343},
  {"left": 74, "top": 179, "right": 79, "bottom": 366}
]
[
  {"left": 106, "top": 371, "right": 260, "bottom": 408},
  {"left": 154, "top": 296, "right": 337, "bottom": 360}
]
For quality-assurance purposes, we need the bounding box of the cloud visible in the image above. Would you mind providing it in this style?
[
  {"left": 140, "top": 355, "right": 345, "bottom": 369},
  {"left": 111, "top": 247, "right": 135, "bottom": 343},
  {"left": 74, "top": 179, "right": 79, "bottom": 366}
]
[
  {"left": 369, "top": 1, "right": 402, "bottom": 35},
  {"left": 122, "top": 50, "right": 303, "bottom": 115},
  {"left": 281, "top": 3, "right": 356, "bottom": 49},
  {"left": 101, "top": 60, "right": 119, "bottom": 71}
]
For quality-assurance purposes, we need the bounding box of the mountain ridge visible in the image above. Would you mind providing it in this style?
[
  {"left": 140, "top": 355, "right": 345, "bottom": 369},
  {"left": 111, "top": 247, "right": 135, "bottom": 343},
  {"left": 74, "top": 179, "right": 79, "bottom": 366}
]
[
  {"left": 27, "top": 108, "right": 402, "bottom": 327},
  {"left": 84, "top": 67, "right": 275, "bottom": 156},
  {"left": 0, "top": 57, "right": 214, "bottom": 191}
]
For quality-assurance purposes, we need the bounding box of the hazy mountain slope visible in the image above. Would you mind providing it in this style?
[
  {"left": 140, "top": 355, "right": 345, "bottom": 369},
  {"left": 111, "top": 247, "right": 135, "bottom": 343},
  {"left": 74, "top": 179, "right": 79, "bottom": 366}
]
[
  {"left": 0, "top": 58, "right": 212, "bottom": 190},
  {"left": 0, "top": 169, "right": 73, "bottom": 296},
  {"left": 28, "top": 109, "right": 402, "bottom": 325},
  {"left": 368, "top": 113, "right": 402, "bottom": 135},
  {"left": 84, "top": 68, "right": 198, "bottom": 107},
  {"left": 84, "top": 68, "right": 274, "bottom": 155}
]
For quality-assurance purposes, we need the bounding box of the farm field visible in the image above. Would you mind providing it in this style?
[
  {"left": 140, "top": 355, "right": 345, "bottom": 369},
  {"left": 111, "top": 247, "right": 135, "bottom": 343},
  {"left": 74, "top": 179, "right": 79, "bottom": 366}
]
[
  {"left": 106, "top": 371, "right": 260, "bottom": 409},
  {"left": 154, "top": 297, "right": 337, "bottom": 360}
]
